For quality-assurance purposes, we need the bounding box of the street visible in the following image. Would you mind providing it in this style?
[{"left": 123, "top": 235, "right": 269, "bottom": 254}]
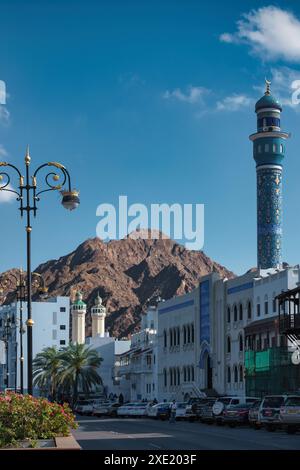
[{"left": 73, "top": 416, "right": 300, "bottom": 450}]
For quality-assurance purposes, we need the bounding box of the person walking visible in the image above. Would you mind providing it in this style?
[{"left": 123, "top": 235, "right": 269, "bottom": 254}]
[{"left": 169, "top": 399, "right": 177, "bottom": 423}]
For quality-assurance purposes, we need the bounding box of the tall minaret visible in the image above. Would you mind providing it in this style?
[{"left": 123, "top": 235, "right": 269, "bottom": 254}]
[
  {"left": 91, "top": 293, "right": 106, "bottom": 338},
  {"left": 71, "top": 291, "right": 86, "bottom": 344},
  {"left": 249, "top": 80, "right": 290, "bottom": 269}
]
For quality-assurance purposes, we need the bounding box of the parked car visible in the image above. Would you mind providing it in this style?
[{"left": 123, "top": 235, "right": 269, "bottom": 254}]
[
  {"left": 74, "top": 400, "right": 94, "bottom": 415},
  {"left": 175, "top": 402, "right": 188, "bottom": 420},
  {"left": 157, "top": 403, "right": 172, "bottom": 421},
  {"left": 185, "top": 398, "right": 214, "bottom": 421},
  {"left": 259, "top": 395, "right": 299, "bottom": 432},
  {"left": 199, "top": 400, "right": 218, "bottom": 423},
  {"left": 248, "top": 400, "right": 262, "bottom": 429},
  {"left": 147, "top": 402, "right": 169, "bottom": 419},
  {"left": 212, "top": 397, "right": 259, "bottom": 425},
  {"left": 223, "top": 403, "right": 253, "bottom": 427},
  {"left": 107, "top": 402, "right": 122, "bottom": 417},
  {"left": 279, "top": 395, "right": 300, "bottom": 434},
  {"left": 117, "top": 402, "right": 148, "bottom": 417},
  {"left": 92, "top": 401, "right": 112, "bottom": 417}
]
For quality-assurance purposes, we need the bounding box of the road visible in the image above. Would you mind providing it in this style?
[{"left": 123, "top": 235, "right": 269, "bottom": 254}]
[{"left": 73, "top": 416, "right": 300, "bottom": 450}]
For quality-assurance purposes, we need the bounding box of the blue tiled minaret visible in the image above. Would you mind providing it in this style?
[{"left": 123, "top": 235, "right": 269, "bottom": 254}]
[{"left": 249, "top": 80, "right": 290, "bottom": 269}]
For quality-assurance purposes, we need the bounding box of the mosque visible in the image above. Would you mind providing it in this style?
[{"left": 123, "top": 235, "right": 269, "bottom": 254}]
[{"left": 71, "top": 82, "right": 300, "bottom": 401}]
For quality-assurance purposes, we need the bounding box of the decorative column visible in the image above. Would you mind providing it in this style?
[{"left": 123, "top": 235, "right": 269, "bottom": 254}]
[{"left": 71, "top": 291, "right": 86, "bottom": 344}]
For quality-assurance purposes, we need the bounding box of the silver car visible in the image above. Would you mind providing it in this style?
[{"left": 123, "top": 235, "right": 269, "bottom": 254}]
[
  {"left": 280, "top": 395, "right": 300, "bottom": 434},
  {"left": 259, "top": 395, "right": 299, "bottom": 431}
]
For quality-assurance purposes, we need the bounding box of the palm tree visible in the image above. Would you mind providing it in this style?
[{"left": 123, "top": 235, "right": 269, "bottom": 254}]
[
  {"left": 58, "top": 343, "right": 103, "bottom": 406},
  {"left": 33, "top": 347, "right": 62, "bottom": 400}
]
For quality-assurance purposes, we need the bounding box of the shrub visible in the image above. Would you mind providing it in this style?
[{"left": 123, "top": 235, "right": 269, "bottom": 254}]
[{"left": 0, "top": 392, "right": 78, "bottom": 448}]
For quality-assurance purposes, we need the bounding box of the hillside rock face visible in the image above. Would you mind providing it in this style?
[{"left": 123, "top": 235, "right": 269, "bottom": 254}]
[{"left": 0, "top": 234, "right": 234, "bottom": 338}]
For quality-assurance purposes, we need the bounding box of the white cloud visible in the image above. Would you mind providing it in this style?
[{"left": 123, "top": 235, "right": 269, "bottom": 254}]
[
  {"left": 163, "top": 85, "right": 210, "bottom": 104},
  {"left": 216, "top": 94, "right": 252, "bottom": 111},
  {"left": 220, "top": 6, "right": 300, "bottom": 62},
  {"left": 0, "top": 106, "right": 10, "bottom": 125},
  {"left": 0, "top": 185, "right": 16, "bottom": 203},
  {"left": 0, "top": 145, "right": 7, "bottom": 158}
]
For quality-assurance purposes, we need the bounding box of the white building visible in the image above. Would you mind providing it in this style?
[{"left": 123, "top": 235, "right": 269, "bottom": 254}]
[
  {"left": 0, "top": 296, "right": 70, "bottom": 393},
  {"left": 118, "top": 303, "right": 159, "bottom": 402}
]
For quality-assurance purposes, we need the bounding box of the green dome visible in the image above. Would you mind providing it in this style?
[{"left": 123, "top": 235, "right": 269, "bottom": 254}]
[
  {"left": 73, "top": 290, "right": 86, "bottom": 306},
  {"left": 255, "top": 93, "right": 282, "bottom": 112}
]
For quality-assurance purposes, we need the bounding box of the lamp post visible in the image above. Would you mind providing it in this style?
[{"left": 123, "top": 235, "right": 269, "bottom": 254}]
[
  {"left": 1, "top": 314, "right": 12, "bottom": 389},
  {"left": 0, "top": 270, "right": 48, "bottom": 394},
  {"left": 0, "top": 148, "right": 79, "bottom": 395}
]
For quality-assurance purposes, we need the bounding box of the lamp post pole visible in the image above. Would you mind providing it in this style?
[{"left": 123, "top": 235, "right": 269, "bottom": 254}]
[{"left": 0, "top": 148, "right": 79, "bottom": 395}]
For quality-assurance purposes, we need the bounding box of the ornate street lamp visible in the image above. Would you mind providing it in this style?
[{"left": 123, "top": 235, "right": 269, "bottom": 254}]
[
  {"left": 0, "top": 148, "right": 79, "bottom": 394},
  {"left": 1, "top": 313, "right": 12, "bottom": 389},
  {"left": 0, "top": 270, "right": 48, "bottom": 394}
]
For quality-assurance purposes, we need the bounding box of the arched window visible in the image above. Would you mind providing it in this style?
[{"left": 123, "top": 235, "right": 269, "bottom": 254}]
[
  {"left": 239, "top": 304, "right": 243, "bottom": 321},
  {"left": 227, "top": 366, "right": 231, "bottom": 383},
  {"left": 264, "top": 295, "right": 268, "bottom": 315},
  {"left": 191, "top": 366, "right": 194, "bottom": 381},
  {"left": 234, "top": 366, "right": 238, "bottom": 383},
  {"left": 239, "top": 334, "right": 244, "bottom": 352},
  {"left": 234, "top": 305, "right": 238, "bottom": 322},
  {"left": 265, "top": 143, "right": 269, "bottom": 152},
  {"left": 164, "top": 369, "right": 167, "bottom": 387},
  {"left": 258, "top": 145, "right": 262, "bottom": 153},
  {"left": 239, "top": 365, "right": 243, "bottom": 382},
  {"left": 177, "top": 368, "right": 180, "bottom": 385},
  {"left": 273, "top": 293, "right": 277, "bottom": 313},
  {"left": 227, "top": 336, "right": 231, "bottom": 354},
  {"left": 183, "top": 326, "right": 186, "bottom": 344},
  {"left": 187, "top": 366, "right": 191, "bottom": 382},
  {"left": 191, "top": 324, "right": 194, "bottom": 343},
  {"left": 177, "top": 327, "right": 180, "bottom": 345},
  {"left": 163, "top": 330, "right": 167, "bottom": 348},
  {"left": 273, "top": 143, "right": 276, "bottom": 153},
  {"left": 227, "top": 306, "right": 231, "bottom": 323},
  {"left": 170, "top": 368, "right": 173, "bottom": 386},
  {"left": 280, "top": 144, "right": 283, "bottom": 153},
  {"left": 247, "top": 301, "right": 251, "bottom": 319},
  {"left": 257, "top": 297, "right": 261, "bottom": 317},
  {"left": 187, "top": 325, "right": 191, "bottom": 343},
  {"left": 183, "top": 367, "right": 186, "bottom": 382}
]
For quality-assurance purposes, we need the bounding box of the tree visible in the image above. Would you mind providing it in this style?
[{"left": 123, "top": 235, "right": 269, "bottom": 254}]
[
  {"left": 58, "top": 343, "right": 103, "bottom": 406},
  {"left": 33, "top": 347, "right": 62, "bottom": 401}
]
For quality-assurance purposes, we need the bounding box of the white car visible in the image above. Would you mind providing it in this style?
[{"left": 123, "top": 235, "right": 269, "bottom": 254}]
[
  {"left": 175, "top": 402, "right": 188, "bottom": 420},
  {"left": 117, "top": 402, "right": 148, "bottom": 417},
  {"left": 147, "top": 403, "right": 167, "bottom": 418},
  {"left": 92, "top": 401, "right": 112, "bottom": 417},
  {"left": 212, "top": 396, "right": 259, "bottom": 424},
  {"left": 74, "top": 400, "right": 94, "bottom": 415}
]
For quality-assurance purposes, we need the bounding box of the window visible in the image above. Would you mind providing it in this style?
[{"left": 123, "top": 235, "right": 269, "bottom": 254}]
[
  {"left": 191, "top": 324, "right": 194, "bottom": 343},
  {"left": 191, "top": 366, "right": 194, "bottom": 381},
  {"left": 52, "top": 312, "right": 57, "bottom": 325},
  {"left": 257, "top": 303, "right": 261, "bottom": 317},
  {"left": 234, "top": 366, "right": 238, "bottom": 383},
  {"left": 183, "top": 326, "right": 186, "bottom": 344},
  {"left": 183, "top": 367, "right": 186, "bottom": 382},
  {"left": 60, "top": 340, "right": 66, "bottom": 345},
  {"left": 265, "top": 144, "right": 269, "bottom": 152},
  {"left": 170, "top": 329, "right": 173, "bottom": 347},
  {"left": 60, "top": 307, "right": 66, "bottom": 312},
  {"left": 187, "top": 367, "right": 191, "bottom": 382},
  {"left": 280, "top": 144, "right": 283, "bottom": 153},
  {"left": 164, "top": 369, "right": 167, "bottom": 387},
  {"left": 177, "top": 327, "right": 180, "bottom": 345},
  {"left": 239, "top": 365, "right": 243, "bottom": 382},
  {"left": 234, "top": 305, "right": 237, "bottom": 322},
  {"left": 170, "top": 369, "right": 173, "bottom": 386},
  {"left": 258, "top": 145, "right": 262, "bottom": 153},
  {"left": 239, "top": 335, "right": 243, "bottom": 352},
  {"left": 273, "top": 296, "right": 276, "bottom": 313},
  {"left": 273, "top": 143, "right": 276, "bottom": 153},
  {"left": 247, "top": 301, "right": 252, "bottom": 319},
  {"left": 52, "top": 330, "right": 57, "bottom": 340},
  {"left": 60, "top": 325, "right": 66, "bottom": 330},
  {"left": 264, "top": 301, "right": 268, "bottom": 315},
  {"left": 177, "top": 368, "right": 180, "bottom": 385},
  {"left": 187, "top": 325, "right": 191, "bottom": 343},
  {"left": 227, "top": 367, "right": 231, "bottom": 383},
  {"left": 239, "top": 304, "right": 243, "bottom": 321},
  {"left": 227, "top": 336, "right": 231, "bottom": 354},
  {"left": 163, "top": 330, "right": 167, "bottom": 348},
  {"left": 227, "top": 307, "right": 231, "bottom": 323}
]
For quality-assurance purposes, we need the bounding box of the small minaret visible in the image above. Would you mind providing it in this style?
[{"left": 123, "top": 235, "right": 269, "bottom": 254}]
[
  {"left": 71, "top": 291, "right": 87, "bottom": 344},
  {"left": 249, "top": 80, "right": 290, "bottom": 269},
  {"left": 91, "top": 293, "right": 106, "bottom": 338}
]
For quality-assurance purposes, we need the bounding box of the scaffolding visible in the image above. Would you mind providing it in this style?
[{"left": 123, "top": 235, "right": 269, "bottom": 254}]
[{"left": 245, "top": 347, "right": 300, "bottom": 397}]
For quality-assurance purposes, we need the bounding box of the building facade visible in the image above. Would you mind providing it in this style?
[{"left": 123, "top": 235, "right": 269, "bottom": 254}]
[{"left": 0, "top": 296, "right": 70, "bottom": 393}]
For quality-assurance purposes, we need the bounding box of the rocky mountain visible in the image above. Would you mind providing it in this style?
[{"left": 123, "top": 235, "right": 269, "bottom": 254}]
[{"left": 0, "top": 233, "right": 234, "bottom": 337}]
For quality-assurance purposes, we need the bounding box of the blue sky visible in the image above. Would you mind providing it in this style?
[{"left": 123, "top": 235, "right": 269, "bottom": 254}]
[{"left": 1, "top": 0, "right": 300, "bottom": 275}]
